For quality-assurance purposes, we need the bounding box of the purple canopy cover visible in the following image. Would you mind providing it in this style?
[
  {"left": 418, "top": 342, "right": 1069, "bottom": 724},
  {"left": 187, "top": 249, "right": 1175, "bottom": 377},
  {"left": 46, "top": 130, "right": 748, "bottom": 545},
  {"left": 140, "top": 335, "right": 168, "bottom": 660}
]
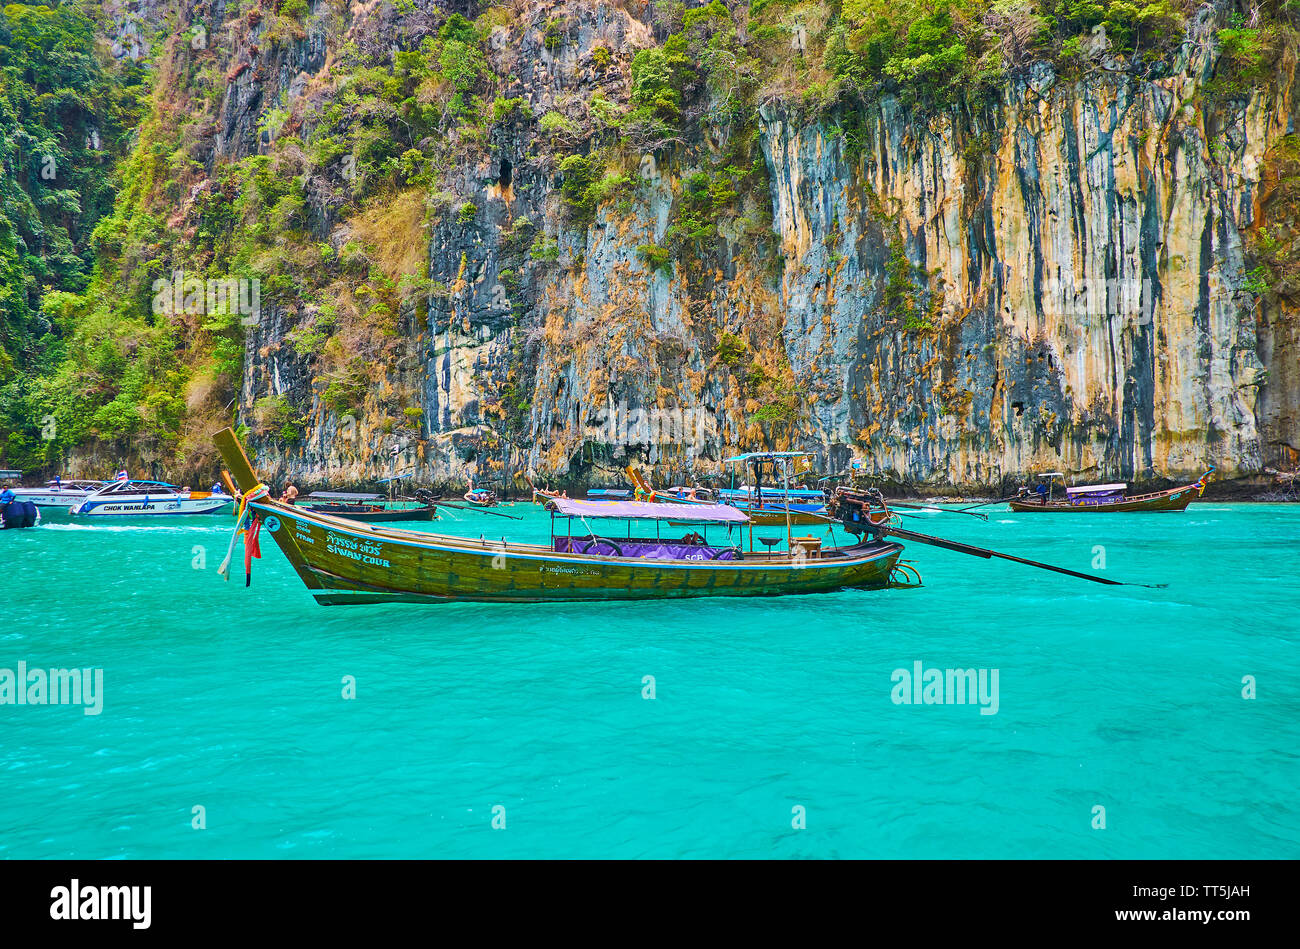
[{"left": 544, "top": 497, "right": 750, "bottom": 523}]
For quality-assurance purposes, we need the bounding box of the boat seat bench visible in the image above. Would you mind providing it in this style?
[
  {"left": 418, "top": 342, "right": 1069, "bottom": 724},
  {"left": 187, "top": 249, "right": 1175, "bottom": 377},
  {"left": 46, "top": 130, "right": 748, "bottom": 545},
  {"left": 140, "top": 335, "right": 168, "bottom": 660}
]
[{"left": 554, "top": 535, "right": 743, "bottom": 561}]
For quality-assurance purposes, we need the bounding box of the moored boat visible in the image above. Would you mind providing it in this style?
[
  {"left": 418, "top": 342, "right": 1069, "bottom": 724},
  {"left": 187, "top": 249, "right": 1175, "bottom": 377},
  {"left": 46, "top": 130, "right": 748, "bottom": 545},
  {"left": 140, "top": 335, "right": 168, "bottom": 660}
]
[
  {"left": 295, "top": 491, "right": 437, "bottom": 523},
  {"left": 212, "top": 428, "right": 1156, "bottom": 604},
  {"left": 528, "top": 480, "right": 568, "bottom": 504},
  {"left": 463, "top": 479, "right": 499, "bottom": 507},
  {"left": 213, "top": 428, "right": 905, "bottom": 604},
  {"left": 72, "top": 479, "right": 233, "bottom": 516},
  {"left": 9, "top": 478, "right": 105, "bottom": 509},
  {"left": 1007, "top": 470, "right": 1212, "bottom": 512}
]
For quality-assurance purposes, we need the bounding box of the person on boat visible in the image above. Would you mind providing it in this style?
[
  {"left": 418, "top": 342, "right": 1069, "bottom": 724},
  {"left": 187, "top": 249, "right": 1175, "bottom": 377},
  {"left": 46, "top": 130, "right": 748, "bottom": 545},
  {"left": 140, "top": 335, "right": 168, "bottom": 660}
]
[
  {"left": 0, "top": 482, "right": 13, "bottom": 505},
  {"left": 281, "top": 484, "right": 298, "bottom": 505},
  {"left": 1034, "top": 482, "right": 1049, "bottom": 504}
]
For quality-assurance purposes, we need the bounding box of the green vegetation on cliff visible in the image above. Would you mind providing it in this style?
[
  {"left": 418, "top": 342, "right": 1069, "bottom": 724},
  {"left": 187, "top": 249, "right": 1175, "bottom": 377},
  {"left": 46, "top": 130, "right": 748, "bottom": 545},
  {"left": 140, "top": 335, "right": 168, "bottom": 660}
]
[
  {"left": 0, "top": 0, "right": 147, "bottom": 469},
  {"left": 0, "top": 0, "right": 1297, "bottom": 478}
]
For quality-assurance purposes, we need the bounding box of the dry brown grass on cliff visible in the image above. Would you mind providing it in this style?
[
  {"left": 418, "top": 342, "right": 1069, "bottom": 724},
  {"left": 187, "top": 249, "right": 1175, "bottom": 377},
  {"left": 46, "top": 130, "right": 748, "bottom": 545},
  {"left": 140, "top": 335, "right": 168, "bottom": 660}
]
[
  {"left": 351, "top": 188, "right": 429, "bottom": 285},
  {"left": 172, "top": 368, "right": 235, "bottom": 477},
  {"left": 184, "top": 369, "right": 225, "bottom": 415},
  {"left": 752, "top": 2, "right": 834, "bottom": 105},
  {"left": 175, "top": 403, "right": 230, "bottom": 479}
]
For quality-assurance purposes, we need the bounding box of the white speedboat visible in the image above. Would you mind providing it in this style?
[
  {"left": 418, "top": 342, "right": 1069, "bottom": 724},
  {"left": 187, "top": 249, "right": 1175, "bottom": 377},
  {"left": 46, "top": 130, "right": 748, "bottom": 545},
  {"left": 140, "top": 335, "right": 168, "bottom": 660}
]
[
  {"left": 71, "top": 480, "right": 233, "bottom": 516},
  {"left": 10, "top": 479, "right": 105, "bottom": 509}
]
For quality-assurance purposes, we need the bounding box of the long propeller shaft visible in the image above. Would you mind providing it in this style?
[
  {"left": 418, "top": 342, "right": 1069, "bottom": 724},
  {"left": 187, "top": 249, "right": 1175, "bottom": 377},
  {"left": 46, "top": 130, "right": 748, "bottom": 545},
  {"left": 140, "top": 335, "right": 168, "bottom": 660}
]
[
  {"left": 883, "top": 525, "right": 1163, "bottom": 587},
  {"left": 436, "top": 501, "right": 523, "bottom": 520},
  {"left": 884, "top": 500, "right": 989, "bottom": 520}
]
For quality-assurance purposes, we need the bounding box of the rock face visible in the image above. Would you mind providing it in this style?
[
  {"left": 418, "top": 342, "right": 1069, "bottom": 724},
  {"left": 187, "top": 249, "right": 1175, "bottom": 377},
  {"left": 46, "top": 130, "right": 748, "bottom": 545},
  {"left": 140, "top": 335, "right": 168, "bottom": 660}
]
[
  {"left": 763, "top": 51, "right": 1288, "bottom": 488},
  {"left": 220, "top": 1, "right": 1297, "bottom": 491}
]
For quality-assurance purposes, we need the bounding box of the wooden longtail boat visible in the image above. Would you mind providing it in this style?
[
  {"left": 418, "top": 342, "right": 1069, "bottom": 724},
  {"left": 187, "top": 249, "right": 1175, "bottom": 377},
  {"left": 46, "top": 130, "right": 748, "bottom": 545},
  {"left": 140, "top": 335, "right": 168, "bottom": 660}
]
[
  {"left": 529, "top": 483, "right": 567, "bottom": 504},
  {"left": 1006, "top": 469, "right": 1212, "bottom": 513},
  {"left": 296, "top": 491, "right": 437, "bottom": 523},
  {"left": 214, "top": 428, "right": 904, "bottom": 605},
  {"left": 464, "top": 485, "right": 499, "bottom": 507}
]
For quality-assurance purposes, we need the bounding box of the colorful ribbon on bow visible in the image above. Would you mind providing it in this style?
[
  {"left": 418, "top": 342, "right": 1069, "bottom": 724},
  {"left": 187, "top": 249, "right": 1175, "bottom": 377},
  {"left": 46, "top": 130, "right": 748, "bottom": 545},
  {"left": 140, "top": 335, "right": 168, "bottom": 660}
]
[{"left": 217, "top": 483, "right": 270, "bottom": 583}]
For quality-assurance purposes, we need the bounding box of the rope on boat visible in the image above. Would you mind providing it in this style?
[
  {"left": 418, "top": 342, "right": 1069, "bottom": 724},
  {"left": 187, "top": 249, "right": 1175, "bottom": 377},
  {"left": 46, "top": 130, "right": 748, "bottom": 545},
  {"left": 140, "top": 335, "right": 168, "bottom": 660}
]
[{"left": 217, "top": 483, "right": 269, "bottom": 582}]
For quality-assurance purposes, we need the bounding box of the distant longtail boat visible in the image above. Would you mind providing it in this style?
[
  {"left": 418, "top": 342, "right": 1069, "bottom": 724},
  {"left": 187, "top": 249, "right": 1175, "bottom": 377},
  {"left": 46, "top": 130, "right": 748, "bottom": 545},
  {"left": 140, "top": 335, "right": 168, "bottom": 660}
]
[{"left": 1006, "top": 469, "right": 1213, "bottom": 512}]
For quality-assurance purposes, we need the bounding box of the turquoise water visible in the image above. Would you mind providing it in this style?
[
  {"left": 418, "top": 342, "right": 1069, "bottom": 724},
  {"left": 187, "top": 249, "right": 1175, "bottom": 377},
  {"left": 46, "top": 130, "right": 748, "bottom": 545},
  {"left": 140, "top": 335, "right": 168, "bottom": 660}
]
[{"left": 1, "top": 502, "right": 1297, "bottom": 858}]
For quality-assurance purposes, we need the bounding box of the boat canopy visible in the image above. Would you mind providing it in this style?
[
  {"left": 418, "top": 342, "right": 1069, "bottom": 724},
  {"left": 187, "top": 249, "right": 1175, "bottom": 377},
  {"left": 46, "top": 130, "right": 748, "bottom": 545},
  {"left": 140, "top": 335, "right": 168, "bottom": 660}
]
[
  {"left": 91, "top": 479, "right": 180, "bottom": 492},
  {"left": 1066, "top": 483, "right": 1127, "bottom": 495},
  {"left": 545, "top": 497, "right": 750, "bottom": 523},
  {"left": 305, "top": 491, "right": 383, "bottom": 501},
  {"left": 720, "top": 486, "right": 824, "bottom": 497}
]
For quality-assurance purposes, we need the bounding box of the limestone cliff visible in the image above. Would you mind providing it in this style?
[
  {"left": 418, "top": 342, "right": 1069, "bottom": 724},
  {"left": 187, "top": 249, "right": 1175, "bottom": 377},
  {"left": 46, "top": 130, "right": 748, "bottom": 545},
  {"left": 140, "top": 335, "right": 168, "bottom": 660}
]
[{"left": 41, "top": 0, "right": 1300, "bottom": 492}]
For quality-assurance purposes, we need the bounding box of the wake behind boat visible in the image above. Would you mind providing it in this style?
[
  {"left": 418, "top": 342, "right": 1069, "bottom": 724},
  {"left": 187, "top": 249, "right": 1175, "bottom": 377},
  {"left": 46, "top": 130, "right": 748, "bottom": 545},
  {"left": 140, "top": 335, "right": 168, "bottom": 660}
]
[{"left": 72, "top": 479, "right": 233, "bottom": 516}]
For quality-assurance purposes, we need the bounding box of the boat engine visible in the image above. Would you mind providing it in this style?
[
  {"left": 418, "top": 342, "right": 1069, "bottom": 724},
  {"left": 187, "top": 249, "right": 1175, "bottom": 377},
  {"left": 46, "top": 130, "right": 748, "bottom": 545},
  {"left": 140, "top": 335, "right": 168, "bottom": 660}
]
[
  {"left": 0, "top": 499, "right": 40, "bottom": 529},
  {"left": 825, "top": 488, "right": 891, "bottom": 541}
]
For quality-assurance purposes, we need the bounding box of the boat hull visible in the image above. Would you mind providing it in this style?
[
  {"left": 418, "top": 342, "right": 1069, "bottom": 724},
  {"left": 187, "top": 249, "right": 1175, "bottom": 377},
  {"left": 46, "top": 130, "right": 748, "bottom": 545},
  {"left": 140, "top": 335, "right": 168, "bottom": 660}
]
[
  {"left": 10, "top": 490, "right": 96, "bottom": 509},
  {"left": 252, "top": 502, "right": 903, "bottom": 605},
  {"left": 74, "top": 496, "right": 233, "bottom": 516},
  {"left": 297, "top": 504, "right": 436, "bottom": 523},
  {"left": 1007, "top": 483, "right": 1202, "bottom": 512}
]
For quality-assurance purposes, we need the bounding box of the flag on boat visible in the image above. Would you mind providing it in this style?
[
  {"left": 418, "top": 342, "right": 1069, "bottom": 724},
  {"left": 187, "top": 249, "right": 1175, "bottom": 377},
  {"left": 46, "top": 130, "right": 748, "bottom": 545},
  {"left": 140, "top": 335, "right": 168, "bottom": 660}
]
[
  {"left": 114, "top": 470, "right": 129, "bottom": 481},
  {"left": 244, "top": 515, "right": 262, "bottom": 587}
]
